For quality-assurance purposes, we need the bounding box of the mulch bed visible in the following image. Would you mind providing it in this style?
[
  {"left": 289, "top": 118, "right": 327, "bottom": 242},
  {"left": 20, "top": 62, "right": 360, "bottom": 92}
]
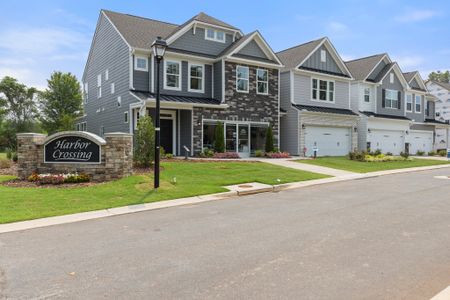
[{"left": 1, "top": 179, "right": 101, "bottom": 189}]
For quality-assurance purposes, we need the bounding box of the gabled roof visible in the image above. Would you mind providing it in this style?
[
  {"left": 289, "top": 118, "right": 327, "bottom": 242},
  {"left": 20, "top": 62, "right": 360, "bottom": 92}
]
[
  {"left": 428, "top": 80, "right": 450, "bottom": 91},
  {"left": 102, "top": 10, "right": 178, "bottom": 49},
  {"left": 277, "top": 37, "right": 352, "bottom": 77},
  {"left": 219, "top": 31, "right": 283, "bottom": 66},
  {"left": 345, "top": 53, "right": 388, "bottom": 81},
  {"left": 369, "top": 62, "right": 396, "bottom": 83},
  {"left": 403, "top": 71, "right": 427, "bottom": 91},
  {"left": 277, "top": 38, "right": 325, "bottom": 70},
  {"left": 191, "top": 12, "right": 238, "bottom": 30},
  {"left": 372, "top": 62, "right": 409, "bottom": 88},
  {"left": 403, "top": 71, "right": 416, "bottom": 82}
]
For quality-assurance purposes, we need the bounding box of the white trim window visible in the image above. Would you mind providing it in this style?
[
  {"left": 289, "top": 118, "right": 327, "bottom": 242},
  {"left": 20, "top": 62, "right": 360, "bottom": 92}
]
[
  {"left": 124, "top": 111, "right": 128, "bottom": 123},
  {"left": 256, "top": 68, "right": 268, "bottom": 95},
  {"left": 164, "top": 60, "right": 181, "bottom": 90},
  {"left": 236, "top": 65, "right": 249, "bottom": 93},
  {"left": 320, "top": 49, "right": 326, "bottom": 63},
  {"left": 117, "top": 96, "right": 121, "bottom": 107},
  {"left": 83, "top": 82, "right": 88, "bottom": 103},
  {"left": 312, "top": 78, "right": 334, "bottom": 102},
  {"left": 188, "top": 63, "right": 204, "bottom": 93},
  {"left": 406, "top": 94, "right": 413, "bottom": 112},
  {"left": 415, "top": 95, "right": 422, "bottom": 113},
  {"left": 205, "top": 28, "right": 225, "bottom": 43},
  {"left": 97, "top": 74, "right": 102, "bottom": 98},
  {"left": 364, "top": 87, "right": 370, "bottom": 102},
  {"left": 111, "top": 82, "right": 115, "bottom": 94},
  {"left": 134, "top": 55, "right": 148, "bottom": 71},
  {"left": 385, "top": 89, "right": 398, "bottom": 109}
]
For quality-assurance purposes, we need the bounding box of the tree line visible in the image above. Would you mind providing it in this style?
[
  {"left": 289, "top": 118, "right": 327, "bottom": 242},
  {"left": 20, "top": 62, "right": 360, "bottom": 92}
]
[{"left": 0, "top": 72, "right": 82, "bottom": 151}]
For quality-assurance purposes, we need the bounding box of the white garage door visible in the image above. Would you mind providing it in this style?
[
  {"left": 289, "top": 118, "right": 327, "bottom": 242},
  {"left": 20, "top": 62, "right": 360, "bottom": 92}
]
[
  {"left": 369, "top": 130, "right": 404, "bottom": 155},
  {"left": 409, "top": 131, "right": 433, "bottom": 154},
  {"left": 305, "top": 126, "right": 351, "bottom": 156}
]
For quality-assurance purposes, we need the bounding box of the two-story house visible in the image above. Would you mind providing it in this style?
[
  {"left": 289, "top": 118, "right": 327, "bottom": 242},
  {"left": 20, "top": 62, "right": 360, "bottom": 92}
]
[
  {"left": 278, "top": 37, "right": 358, "bottom": 157},
  {"left": 425, "top": 80, "right": 450, "bottom": 150},
  {"left": 79, "top": 10, "right": 283, "bottom": 157},
  {"left": 346, "top": 53, "right": 412, "bottom": 155}
]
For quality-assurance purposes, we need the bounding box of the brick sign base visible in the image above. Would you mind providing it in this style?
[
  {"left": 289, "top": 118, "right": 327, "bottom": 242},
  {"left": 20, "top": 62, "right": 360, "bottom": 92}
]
[{"left": 17, "top": 131, "right": 133, "bottom": 182}]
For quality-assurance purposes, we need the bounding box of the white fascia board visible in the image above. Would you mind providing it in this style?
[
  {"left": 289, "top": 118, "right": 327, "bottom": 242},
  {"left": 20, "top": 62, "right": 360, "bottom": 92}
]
[
  {"left": 293, "top": 68, "right": 352, "bottom": 81},
  {"left": 225, "top": 57, "right": 283, "bottom": 69},
  {"left": 376, "top": 63, "right": 409, "bottom": 88},
  {"left": 164, "top": 50, "right": 216, "bottom": 63}
]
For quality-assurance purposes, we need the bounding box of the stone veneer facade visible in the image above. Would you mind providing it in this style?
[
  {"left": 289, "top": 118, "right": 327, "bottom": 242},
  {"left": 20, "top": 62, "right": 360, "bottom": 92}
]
[
  {"left": 17, "top": 132, "right": 133, "bottom": 182},
  {"left": 192, "top": 61, "right": 279, "bottom": 154}
]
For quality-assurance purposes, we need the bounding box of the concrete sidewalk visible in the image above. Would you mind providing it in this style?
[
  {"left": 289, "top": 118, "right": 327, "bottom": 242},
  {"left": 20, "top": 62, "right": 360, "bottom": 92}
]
[{"left": 257, "top": 158, "right": 357, "bottom": 177}]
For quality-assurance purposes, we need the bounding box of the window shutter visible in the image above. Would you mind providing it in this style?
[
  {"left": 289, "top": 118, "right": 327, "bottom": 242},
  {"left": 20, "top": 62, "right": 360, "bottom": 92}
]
[
  {"left": 397, "top": 91, "right": 401, "bottom": 109},
  {"left": 382, "top": 89, "right": 386, "bottom": 108}
]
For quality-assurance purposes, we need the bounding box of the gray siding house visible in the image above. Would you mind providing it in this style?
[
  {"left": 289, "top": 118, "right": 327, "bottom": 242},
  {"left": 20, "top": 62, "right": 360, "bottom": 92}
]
[
  {"left": 277, "top": 37, "right": 358, "bottom": 157},
  {"left": 346, "top": 54, "right": 441, "bottom": 154},
  {"left": 79, "top": 10, "right": 283, "bottom": 157}
]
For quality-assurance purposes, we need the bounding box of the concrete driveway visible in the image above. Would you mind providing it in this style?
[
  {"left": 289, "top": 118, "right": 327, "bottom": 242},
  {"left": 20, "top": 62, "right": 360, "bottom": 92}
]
[{"left": 1, "top": 169, "right": 450, "bottom": 299}]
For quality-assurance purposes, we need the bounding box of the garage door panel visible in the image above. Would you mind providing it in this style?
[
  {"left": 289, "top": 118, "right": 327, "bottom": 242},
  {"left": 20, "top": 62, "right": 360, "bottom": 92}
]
[
  {"left": 409, "top": 131, "right": 433, "bottom": 154},
  {"left": 305, "top": 126, "right": 351, "bottom": 156},
  {"left": 369, "top": 130, "right": 404, "bottom": 155}
]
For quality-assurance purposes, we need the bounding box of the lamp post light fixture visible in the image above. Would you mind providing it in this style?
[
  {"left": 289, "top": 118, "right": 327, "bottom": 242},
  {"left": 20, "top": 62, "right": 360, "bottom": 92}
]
[{"left": 151, "top": 36, "right": 167, "bottom": 189}]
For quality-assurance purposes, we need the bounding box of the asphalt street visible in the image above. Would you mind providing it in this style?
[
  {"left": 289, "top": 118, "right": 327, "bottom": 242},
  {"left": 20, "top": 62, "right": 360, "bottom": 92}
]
[{"left": 1, "top": 169, "right": 450, "bottom": 299}]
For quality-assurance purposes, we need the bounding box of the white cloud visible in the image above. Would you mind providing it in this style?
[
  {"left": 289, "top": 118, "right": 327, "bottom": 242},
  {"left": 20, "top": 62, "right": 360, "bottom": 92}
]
[
  {"left": 394, "top": 9, "right": 439, "bottom": 23},
  {"left": 327, "top": 21, "right": 348, "bottom": 33},
  {"left": 392, "top": 55, "right": 424, "bottom": 69}
]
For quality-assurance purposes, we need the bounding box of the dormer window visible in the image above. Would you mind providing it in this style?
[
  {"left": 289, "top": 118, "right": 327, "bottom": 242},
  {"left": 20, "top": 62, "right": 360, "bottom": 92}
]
[{"left": 205, "top": 28, "right": 225, "bottom": 43}]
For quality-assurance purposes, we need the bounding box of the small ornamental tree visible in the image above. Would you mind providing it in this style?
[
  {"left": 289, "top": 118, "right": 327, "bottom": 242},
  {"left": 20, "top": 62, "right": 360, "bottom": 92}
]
[
  {"left": 265, "top": 125, "right": 274, "bottom": 153},
  {"left": 134, "top": 116, "right": 155, "bottom": 167},
  {"left": 214, "top": 122, "right": 225, "bottom": 153}
]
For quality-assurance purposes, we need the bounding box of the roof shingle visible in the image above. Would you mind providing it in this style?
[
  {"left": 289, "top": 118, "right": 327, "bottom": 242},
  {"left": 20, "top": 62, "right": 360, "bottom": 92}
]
[
  {"left": 345, "top": 53, "right": 386, "bottom": 81},
  {"left": 276, "top": 38, "right": 325, "bottom": 70}
]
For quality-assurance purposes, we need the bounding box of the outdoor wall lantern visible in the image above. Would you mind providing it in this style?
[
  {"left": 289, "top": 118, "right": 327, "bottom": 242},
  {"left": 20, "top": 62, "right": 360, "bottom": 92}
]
[{"left": 151, "top": 36, "right": 167, "bottom": 189}]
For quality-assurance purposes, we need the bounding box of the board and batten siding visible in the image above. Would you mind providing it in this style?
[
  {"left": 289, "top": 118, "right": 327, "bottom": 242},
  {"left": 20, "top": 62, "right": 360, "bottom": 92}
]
[
  {"left": 292, "top": 73, "right": 350, "bottom": 110},
  {"left": 170, "top": 27, "right": 234, "bottom": 57},
  {"left": 155, "top": 59, "right": 213, "bottom": 98},
  {"left": 213, "top": 61, "right": 222, "bottom": 100},
  {"left": 82, "top": 13, "right": 136, "bottom": 135},
  {"left": 376, "top": 71, "right": 405, "bottom": 117},
  {"left": 236, "top": 40, "right": 269, "bottom": 60},
  {"left": 279, "top": 71, "right": 299, "bottom": 155},
  {"left": 302, "top": 45, "right": 344, "bottom": 75}
]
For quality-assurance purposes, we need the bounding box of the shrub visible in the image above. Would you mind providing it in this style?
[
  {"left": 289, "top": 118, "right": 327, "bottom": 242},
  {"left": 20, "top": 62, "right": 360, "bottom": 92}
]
[
  {"left": 369, "top": 149, "right": 382, "bottom": 156},
  {"left": 400, "top": 151, "right": 410, "bottom": 159},
  {"left": 12, "top": 152, "right": 18, "bottom": 162},
  {"left": 428, "top": 151, "right": 437, "bottom": 156},
  {"left": 254, "top": 150, "right": 264, "bottom": 157},
  {"left": 348, "top": 150, "right": 367, "bottom": 162},
  {"left": 438, "top": 149, "right": 447, "bottom": 157},
  {"left": 213, "top": 152, "right": 240, "bottom": 159},
  {"left": 265, "top": 126, "right": 274, "bottom": 153},
  {"left": 415, "top": 150, "right": 425, "bottom": 156},
  {"left": 214, "top": 122, "right": 225, "bottom": 153},
  {"left": 0, "top": 158, "right": 11, "bottom": 169},
  {"left": 199, "top": 148, "right": 214, "bottom": 158},
  {"left": 385, "top": 152, "right": 393, "bottom": 156},
  {"left": 165, "top": 153, "right": 174, "bottom": 159},
  {"left": 134, "top": 116, "right": 155, "bottom": 167},
  {"left": 266, "top": 152, "right": 290, "bottom": 158},
  {"left": 160, "top": 147, "right": 166, "bottom": 158},
  {"left": 64, "top": 173, "right": 90, "bottom": 183},
  {"left": 6, "top": 149, "right": 12, "bottom": 160}
]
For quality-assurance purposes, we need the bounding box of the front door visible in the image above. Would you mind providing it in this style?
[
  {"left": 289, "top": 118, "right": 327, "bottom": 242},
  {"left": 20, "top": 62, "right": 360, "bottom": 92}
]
[
  {"left": 238, "top": 124, "right": 250, "bottom": 157},
  {"left": 160, "top": 119, "right": 173, "bottom": 154}
]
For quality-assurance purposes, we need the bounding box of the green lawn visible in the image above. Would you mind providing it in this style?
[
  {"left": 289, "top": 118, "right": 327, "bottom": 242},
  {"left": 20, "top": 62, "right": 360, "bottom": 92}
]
[
  {"left": 299, "top": 156, "right": 450, "bottom": 173},
  {"left": 0, "top": 153, "right": 6, "bottom": 159},
  {"left": 0, "top": 161, "right": 328, "bottom": 224}
]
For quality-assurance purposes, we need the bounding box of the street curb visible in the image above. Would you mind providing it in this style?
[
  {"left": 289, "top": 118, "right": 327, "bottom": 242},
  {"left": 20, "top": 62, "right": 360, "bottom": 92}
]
[
  {"left": 431, "top": 286, "right": 450, "bottom": 300},
  {"left": 1, "top": 163, "right": 449, "bottom": 234}
]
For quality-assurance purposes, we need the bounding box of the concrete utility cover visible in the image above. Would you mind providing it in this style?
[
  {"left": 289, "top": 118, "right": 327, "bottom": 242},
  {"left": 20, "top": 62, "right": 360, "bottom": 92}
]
[{"left": 225, "top": 182, "right": 273, "bottom": 196}]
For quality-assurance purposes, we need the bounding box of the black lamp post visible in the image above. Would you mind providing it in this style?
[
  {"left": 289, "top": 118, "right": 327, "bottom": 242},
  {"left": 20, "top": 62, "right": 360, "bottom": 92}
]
[{"left": 151, "top": 36, "right": 167, "bottom": 189}]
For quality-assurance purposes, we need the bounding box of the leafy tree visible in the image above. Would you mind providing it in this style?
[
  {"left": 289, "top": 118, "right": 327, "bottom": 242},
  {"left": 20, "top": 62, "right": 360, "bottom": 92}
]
[
  {"left": 134, "top": 116, "right": 155, "bottom": 167},
  {"left": 39, "top": 72, "right": 82, "bottom": 134},
  {"left": 265, "top": 125, "right": 274, "bottom": 153},
  {"left": 428, "top": 70, "right": 450, "bottom": 83},
  {"left": 214, "top": 122, "right": 225, "bottom": 153},
  {"left": 0, "top": 76, "right": 39, "bottom": 150}
]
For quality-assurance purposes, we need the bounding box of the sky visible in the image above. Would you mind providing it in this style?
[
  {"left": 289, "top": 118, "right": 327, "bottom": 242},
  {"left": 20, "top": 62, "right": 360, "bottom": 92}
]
[{"left": 0, "top": 0, "right": 449, "bottom": 90}]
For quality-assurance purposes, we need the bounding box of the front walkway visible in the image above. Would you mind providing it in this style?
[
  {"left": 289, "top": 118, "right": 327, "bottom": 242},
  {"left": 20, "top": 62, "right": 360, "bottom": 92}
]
[{"left": 257, "top": 158, "right": 358, "bottom": 177}]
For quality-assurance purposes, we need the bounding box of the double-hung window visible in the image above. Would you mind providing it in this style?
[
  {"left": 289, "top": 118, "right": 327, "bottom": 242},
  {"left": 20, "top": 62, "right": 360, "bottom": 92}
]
[
  {"left": 236, "top": 66, "right": 249, "bottom": 93},
  {"left": 205, "top": 28, "right": 225, "bottom": 43},
  {"left": 256, "top": 69, "right": 268, "bottom": 95},
  {"left": 164, "top": 60, "right": 181, "bottom": 90},
  {"left": 415, "top": 95, "right": 421, "bottom": 113},
  {"left": 385, "top": 89, "right": 398, "bottom": 108},
  {"left": 406, "top": 94, "right": 413, "bottom": 112},
  {"left": 189, "top": 63, "right": 204, "bottom": 92},
  {"left": 135, "top": 55, "right": 148, "bottom": 71},
  {"left": 364, "top": 88, "right": 370, "bottom": 102},
  {"left": 312, "top": 78, "right": 334, "bottom": 102},
  {"left": 97, "top": 74, "right": 102, "bottom": 98}
]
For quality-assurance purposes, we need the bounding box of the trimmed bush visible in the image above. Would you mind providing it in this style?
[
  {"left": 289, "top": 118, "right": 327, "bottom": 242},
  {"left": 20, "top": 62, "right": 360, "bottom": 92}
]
[
  {"left": 265, "top": 152, "right": 290, "bottom": 158},
  {"left": 0, "top": 158, "right": 11, "bottom": 169},
  {"left": 134, "top": 116, "right": 155, "bottom": 168},
  {"left": 265, "top": 126, "right": 274, "bottom": 153},
  {"left": 214, "top": 122, "right": 225, "bottom": 153},
  {"left": 27, "top": 172, "right": 90, "bottom": 185},
  {"left": 438, "top": 149, "right": 447, "bottom": 157},
  {"left": 254, "top": 150, "right": 264, "bottom": 157},
  {"left": 400, "top": 151, "right": 409, "bottom": 159},
  {"left": 199, "top": 148, "right": 214, "bottom": 158},
  {"left": 416, "top": 150, "right": 425, "bottom": 156},
  {"left": 428, "top": 151, "right": 437, "bottom": 156}
]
